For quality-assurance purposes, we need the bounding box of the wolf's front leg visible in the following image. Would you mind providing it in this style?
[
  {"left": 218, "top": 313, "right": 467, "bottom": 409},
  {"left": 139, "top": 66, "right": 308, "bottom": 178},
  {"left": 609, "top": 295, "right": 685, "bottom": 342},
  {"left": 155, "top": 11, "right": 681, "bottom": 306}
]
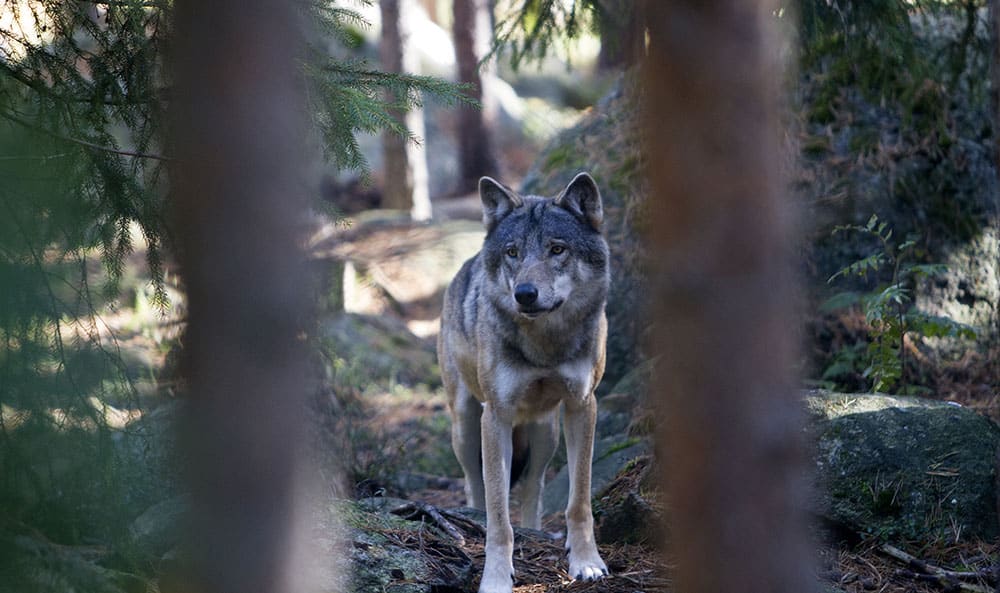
[
  {"left": 563, "top": 394, "right": 608, "bottom": 581},
  {"left": 479, "top": 402, "right": 515, "bottom": 593}
]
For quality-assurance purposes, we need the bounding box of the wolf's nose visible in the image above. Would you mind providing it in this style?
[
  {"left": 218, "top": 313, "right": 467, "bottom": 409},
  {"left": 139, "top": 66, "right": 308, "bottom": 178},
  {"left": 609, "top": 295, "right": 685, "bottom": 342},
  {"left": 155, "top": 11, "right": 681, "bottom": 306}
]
[{"left": 514, "top": 283, "right": 538, "bottom": 305}]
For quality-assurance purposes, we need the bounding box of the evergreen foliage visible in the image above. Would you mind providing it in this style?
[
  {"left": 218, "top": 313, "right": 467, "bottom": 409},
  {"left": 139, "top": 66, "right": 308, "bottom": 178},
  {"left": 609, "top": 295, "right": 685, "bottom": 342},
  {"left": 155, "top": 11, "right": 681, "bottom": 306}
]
[
  {"left": 490, "top": 0, "right": 601, "bottom": 70},
  {"left": 305, "top": 1, "right": 473, "bottom": 178}
]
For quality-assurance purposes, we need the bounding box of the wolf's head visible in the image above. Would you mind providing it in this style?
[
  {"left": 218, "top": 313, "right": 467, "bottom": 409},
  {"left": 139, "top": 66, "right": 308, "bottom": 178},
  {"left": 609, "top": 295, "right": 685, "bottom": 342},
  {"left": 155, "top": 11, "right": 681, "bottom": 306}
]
[{"left": 479, "top": 173, "right": 609, "bottom": 321}]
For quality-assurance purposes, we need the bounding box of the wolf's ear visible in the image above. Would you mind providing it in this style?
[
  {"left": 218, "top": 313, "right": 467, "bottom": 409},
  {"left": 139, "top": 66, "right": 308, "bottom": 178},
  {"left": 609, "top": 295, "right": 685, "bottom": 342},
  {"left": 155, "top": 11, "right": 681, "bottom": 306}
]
[
  {"left": 479, "top": 176, "right": 523, "bottom": 230},
  {"left": 555, "top": 172, "right": 603, "bottom": 231}
]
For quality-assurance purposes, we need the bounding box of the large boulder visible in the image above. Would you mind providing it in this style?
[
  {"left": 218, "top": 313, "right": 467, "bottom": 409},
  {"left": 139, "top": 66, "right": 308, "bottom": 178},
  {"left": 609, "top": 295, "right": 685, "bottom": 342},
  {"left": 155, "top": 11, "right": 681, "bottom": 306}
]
[{"left": 807, "top": 391, "right": 1000, "bottom": 541}]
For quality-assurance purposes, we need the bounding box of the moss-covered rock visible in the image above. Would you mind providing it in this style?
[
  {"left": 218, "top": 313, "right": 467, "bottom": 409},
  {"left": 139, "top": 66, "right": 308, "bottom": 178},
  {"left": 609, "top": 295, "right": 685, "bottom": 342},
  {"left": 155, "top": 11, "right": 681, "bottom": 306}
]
[
  {"left": 318, "top": 313, "right": 440, "bottom": 390},
  {"left": 806, "top": 390, "right": 1000, "bottom": 541}
]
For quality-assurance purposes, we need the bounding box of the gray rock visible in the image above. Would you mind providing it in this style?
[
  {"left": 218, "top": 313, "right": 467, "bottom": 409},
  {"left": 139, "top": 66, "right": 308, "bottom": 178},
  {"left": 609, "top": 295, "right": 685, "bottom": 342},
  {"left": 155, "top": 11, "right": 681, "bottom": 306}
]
[
  {"left": 128, "top": 494, "right": 189, "bottom": 558},
  {"left": 596, "top": 359, "right": 653, "bottom": 436},
  {"left": 915, "top": 228, "right": 1000, "bottom": 351},
  {"left": 543, "top": 436, "right": 649, "bottom": 516},
  {"left": 594, "top": 456, "right": 660, "bottom": 546},
  {"left": 806, "top": 390, "right": 1000, "bottom": 541}
]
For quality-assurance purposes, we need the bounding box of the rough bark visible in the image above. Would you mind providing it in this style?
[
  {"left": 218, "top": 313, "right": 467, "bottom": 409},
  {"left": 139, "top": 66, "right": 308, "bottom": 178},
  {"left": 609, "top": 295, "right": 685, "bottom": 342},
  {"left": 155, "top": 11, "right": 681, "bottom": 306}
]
[
  {"left": 453, "top": 0, "right": 498, "bottom": 193},
  {"left": 381, "top": 0, "right": 432, "bottom": 220},
  {"left": 169, "top": 2, "right": 316, "bottom": 593},
  {"left": 642, "top": 2, "right": 814, "bottom": 593}
]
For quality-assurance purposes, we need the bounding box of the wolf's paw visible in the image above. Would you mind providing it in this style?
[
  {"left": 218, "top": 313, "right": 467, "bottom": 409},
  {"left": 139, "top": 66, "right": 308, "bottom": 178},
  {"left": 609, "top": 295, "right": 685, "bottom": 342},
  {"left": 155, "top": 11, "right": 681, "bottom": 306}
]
[
  {"left": 478, "top": 558, "right": 514, "bottom": 593},
  {"left": 567, "top": 546, "right": 608, "bottom": 581}
]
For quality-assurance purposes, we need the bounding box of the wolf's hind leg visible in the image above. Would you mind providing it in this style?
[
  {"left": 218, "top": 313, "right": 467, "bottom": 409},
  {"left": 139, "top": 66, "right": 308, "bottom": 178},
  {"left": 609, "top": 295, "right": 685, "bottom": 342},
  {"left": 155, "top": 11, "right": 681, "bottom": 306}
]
[
  {"left": 451, "top": 381, "right": 486, "bottom": 509},
  {"left": 517, "top": 411, "right": 559, "bottom": 530}
]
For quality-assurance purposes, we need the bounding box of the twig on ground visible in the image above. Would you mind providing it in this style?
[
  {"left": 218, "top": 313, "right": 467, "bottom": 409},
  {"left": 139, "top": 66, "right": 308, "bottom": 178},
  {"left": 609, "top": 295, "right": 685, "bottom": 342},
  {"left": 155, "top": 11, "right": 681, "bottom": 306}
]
[
  {"left": 391, "top": 501, "right": 467, "bottom": 545},
  {"left": 880, "top": 543, "right": 994, "bottom": 593}
]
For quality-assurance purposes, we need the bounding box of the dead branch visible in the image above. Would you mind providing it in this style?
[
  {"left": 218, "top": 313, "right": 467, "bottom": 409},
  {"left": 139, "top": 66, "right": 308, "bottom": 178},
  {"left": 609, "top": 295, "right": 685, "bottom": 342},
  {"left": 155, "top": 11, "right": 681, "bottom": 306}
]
[
  {"left": 880, "top": 543, "right": 995, "bottom": 593},
  {"left": 390, "top": 501, "right": 467, "bottom": 545}
]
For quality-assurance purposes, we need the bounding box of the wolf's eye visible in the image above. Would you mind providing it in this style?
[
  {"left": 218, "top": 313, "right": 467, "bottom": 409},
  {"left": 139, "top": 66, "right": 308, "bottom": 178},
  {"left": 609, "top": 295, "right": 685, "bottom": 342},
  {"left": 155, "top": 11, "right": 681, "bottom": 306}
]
[
  {"left": 550, "top": 244, "right": 565, "bottom": 255},
  {"left": 506, "top": 246, "right": 518, "bottom": 258}
]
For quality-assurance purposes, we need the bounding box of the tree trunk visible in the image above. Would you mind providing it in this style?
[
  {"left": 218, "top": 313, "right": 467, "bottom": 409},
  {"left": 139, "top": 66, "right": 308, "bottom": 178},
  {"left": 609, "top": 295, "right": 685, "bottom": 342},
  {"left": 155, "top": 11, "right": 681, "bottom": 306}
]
[
  {"left": 453, "top": 0, "right": 499, "bottom": 194},
  {"left": 642, "top": 3, "right": 814, "bottom": 593},
  {"left": 169, "top": 2, "right": 318, "bottom": 593},
  {"left": 381, "top": 0, "right": 432, "bottom": 220},
  {"left": 596, "top": 0, "right": 644, "bottom": 70}
]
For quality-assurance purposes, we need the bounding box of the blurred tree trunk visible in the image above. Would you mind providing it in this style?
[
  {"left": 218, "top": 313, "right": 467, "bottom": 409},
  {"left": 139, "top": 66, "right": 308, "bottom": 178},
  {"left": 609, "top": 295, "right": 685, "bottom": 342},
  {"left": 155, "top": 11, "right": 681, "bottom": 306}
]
[
  {"left": 381, "top": 0, "right": 432, "bottom": 220},
  {"left": 170, "top": 2, "right": 316, "bottom": 593},
  {"left": 596, "top": 0, "right": 645, "bottom": 70},
  {"left": 453, "top": 0, "right": 499, "bottom": 194},
  {"left": 642, "top": 2, "right": 814, "bottom": 593}
]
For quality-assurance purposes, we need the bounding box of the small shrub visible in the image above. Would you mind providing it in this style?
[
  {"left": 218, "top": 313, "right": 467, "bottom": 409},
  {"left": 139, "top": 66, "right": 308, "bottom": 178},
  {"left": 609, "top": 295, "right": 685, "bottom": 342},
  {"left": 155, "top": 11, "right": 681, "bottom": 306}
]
[{"left": 822, "top": 214, "right": 975, "bottom": 393}]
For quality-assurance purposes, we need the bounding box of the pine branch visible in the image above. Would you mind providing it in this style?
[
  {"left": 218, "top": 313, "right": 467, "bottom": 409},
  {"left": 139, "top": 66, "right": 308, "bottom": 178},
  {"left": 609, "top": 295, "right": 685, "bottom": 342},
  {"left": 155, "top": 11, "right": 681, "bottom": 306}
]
[{"left": 1, "top": 109, "right": 172, "bottom": 161}]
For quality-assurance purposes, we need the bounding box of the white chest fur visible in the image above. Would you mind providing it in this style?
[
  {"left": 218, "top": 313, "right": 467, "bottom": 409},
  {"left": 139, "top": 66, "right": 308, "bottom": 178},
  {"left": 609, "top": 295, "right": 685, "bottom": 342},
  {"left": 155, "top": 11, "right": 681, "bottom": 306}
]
[{"left": 488, "top": 356, "right": 595, "bottom": 424}]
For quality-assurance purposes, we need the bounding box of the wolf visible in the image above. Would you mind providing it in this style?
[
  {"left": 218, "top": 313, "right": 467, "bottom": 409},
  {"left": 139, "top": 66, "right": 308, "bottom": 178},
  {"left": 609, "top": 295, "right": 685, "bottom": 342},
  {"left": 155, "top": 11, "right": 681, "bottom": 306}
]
[{"left": 437, "top": 172, "right": 610, "bottom": 593}]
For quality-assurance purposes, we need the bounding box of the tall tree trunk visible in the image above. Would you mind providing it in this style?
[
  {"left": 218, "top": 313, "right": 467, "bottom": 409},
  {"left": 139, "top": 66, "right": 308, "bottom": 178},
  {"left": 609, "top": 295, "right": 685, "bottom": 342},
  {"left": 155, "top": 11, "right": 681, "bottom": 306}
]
[
  {"left": 453, "top": 0, "right": 498, "bottom": 193},
  {"left": 381, "top": 0, "right": 432, "bottom": 220},
  {"left": 170, "top": 3, "right": 317, "bottom": 593},
  {"left": 642, "top": 3, "right": 814, "bottom": 593}
]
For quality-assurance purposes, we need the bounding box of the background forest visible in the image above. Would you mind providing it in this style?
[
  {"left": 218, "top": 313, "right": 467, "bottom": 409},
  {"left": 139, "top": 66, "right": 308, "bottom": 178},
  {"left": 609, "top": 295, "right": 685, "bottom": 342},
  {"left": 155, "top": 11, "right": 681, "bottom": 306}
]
[{"left": 0, "top": 1, "right": 998, "bottom": 592}]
